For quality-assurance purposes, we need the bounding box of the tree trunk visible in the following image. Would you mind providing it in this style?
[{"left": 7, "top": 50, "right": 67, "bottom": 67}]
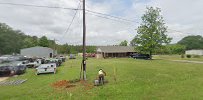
[{"left": 149, "top": 51, "right": 152, "bottom": 60}]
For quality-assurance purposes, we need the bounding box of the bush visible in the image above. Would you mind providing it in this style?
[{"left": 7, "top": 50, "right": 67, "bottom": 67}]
[
  {"left": 186, "top": 55, "right": 191, "bottom": 58},
  {"left": 193, "top": 55, "right": 201, "bottom": 58}
]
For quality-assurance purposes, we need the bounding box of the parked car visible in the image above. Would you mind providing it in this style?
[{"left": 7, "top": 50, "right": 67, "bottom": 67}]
[
  {"left": 0, "top": 55, "right": 13, "bottom": 61},
  {"left": 56, "top": 58, "right": 63, "bottom": 66},
  {"left": 131, "top": 53, "right": 150, "bottom": 59},
  {"left": 26, "top": 61, "right": 39, "bottom": 68},
  {"left": 91, "top": 53, "right": 96, "bottom": 57},
  {"left": 36, "top": 63, "right": 56, "bottom": 75},
  {"left": 0, "top": 66, "right": 12, "bottom": 77},
  {"left": 59, "top": 56, "right": 66, "bottom": 62},
  {"left": 10, "top": 61, "right": 27, "bottom": 75},
  {"left": 44, "top": 58, "right": 61, "bottom": 67},
  {"left": 0, "top": 55, "right": 27, "bottom": 62},
  {"left": 69, "top": 54, "right": 76, "bottom": 59},
  {"left": 26, "top": 59, "right": 41, "bottom": 68},
  {"left": 13, "top": 65, "right": 27, "bottom": 75},
  {"left": 0, "top": 61, "right": 27, "bottom": 76}
]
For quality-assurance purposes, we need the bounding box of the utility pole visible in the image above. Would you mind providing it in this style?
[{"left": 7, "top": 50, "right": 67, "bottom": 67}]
[
  {"left": 82, "top": 0, "right": 87, "bottom": 80},
  {"left": 54, "top": 38, "right": 57, "bottom": 58}
]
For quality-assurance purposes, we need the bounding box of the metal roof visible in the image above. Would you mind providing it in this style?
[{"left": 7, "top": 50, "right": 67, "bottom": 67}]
[
  {"left": 97, "top": 46, "right": 135, "bottom": 53},
  {"left": 21, "top": 46, "right": 53, "bottom": 51}
]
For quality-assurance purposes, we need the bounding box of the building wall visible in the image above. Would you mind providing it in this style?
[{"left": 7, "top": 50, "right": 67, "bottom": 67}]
[
  {"left": 105, "top": 53, "right": 126, "bottom": 58},
  {"left": 20, "top": 47, "right": 54, "bottom": 58},
  {"left": 78, "top": 53, "right": 83, "bottom": 57},
  {"left": 96, "top": 54, "right": 103, "bottom": 59},
  {"left": 96, "top": 52, "right": 133, "bottom": 58},
  {"left": 185, "top": 50, "right": 203, "bottom": 56}
]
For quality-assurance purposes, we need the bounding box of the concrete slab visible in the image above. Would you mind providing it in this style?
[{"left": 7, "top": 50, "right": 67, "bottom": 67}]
[{"left": 0, "top": 77, "right": 9, "bottom": 82}]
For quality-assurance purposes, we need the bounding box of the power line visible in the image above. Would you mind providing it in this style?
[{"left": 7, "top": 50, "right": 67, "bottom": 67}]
[
  {"left": 0, "top": 2, "right": 81, "bottom": 10},
  {"left": 86, "top": 10, "right": 137, "bottom": 23},
  {"left": 86, "top": 12, "right": 134, "bottom": 24},
  {"left": 64, "top": 3, "right": 81, "bottom": 34},
  {"left": 0, "top": 2, "right": 137, "bottom": 24}
]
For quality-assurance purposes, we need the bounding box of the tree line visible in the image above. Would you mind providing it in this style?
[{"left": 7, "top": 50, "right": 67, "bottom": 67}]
[{"left": 0, "top": 23, "right": 96, "bottom": 55}]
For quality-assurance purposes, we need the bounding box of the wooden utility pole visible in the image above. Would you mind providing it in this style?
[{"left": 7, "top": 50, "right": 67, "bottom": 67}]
[
  {"left": 54, "top": 38, "right": 57, "bottom": 58},
  {"left": 82, "top": 0, "right": 87, "bottom": 80}
]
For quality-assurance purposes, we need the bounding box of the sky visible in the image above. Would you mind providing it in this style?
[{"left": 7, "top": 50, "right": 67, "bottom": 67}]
[{"left": 0, "top": 0, "right": 202, "bottom": 45}]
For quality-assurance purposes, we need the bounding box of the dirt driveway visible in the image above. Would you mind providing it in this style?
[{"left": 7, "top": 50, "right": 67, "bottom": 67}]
[{"left": 0, "top": 77, "right": 9, "bottom": 82}]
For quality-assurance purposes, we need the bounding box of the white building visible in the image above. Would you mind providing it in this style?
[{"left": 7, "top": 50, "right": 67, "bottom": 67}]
[
  {"left": 185, "top": 50, "right": 203, "bottom": 56},
  {"left": 20, "top": 46, "right": 57, "bottom": 58}
]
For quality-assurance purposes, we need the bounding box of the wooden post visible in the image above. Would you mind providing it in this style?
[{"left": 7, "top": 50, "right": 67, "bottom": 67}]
[{"left": 82, "top": 0, "right": 87, "bottom": 80}]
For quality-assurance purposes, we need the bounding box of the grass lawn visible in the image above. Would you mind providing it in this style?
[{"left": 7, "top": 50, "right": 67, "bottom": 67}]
[
  {"left": 154, "top": 55, "right": 203, "bottom": 61},
  {"left": 1, "top": 57, "right": 203, "bottom": 100}
]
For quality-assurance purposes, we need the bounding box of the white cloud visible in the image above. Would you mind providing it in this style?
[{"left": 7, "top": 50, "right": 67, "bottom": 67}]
[{"left": 0, "top": 0, "right": 202, "bottom": 45}]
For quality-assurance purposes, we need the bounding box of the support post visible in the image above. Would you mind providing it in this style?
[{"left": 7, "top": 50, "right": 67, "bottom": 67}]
[{"left": 82, "top": 0, "right": 87, "bottom": 80}]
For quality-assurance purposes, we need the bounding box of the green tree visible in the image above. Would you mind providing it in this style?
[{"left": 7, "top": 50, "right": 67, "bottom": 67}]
[
  {"left": 0, "top": 22, "right": 96, "bottom": 55},
  {"left": 0, "top": 23, "right": 25, "bottom": 54},
  {"left": 38, "top": 36, "right": 49, "bottom": 47},
  {"left": 119, "top": 40, "right": 128, "bottom": 46},
  {"left": 32, "top": 36, "right": 39, "bottom": 46},
  {"left": 178, "top": 35, "right": 203, "bottom": 50},
  {"left": 167, "top": 44, "right": 186, "bottom": 54},
  {"left": 86, "top": 46, "right": 96, "bottom": 53},
  {"left": 131, "top": 7, "right": 172, "bottom": 59},
  {"left": 56, "top": 43, "right": 69, "bottom": 54},
  {"left": 155, "top": 44, "right": 186, "bottom": 55}
]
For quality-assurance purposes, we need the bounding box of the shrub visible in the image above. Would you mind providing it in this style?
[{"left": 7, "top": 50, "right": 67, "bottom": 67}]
[{"left": 186, "top": 55, "right": 191, "bottom": 58}]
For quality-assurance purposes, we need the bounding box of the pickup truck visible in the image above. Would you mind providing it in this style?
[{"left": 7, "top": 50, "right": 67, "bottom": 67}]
[{"left": 36, "top": 63, "right": 56, "bottom": 75}]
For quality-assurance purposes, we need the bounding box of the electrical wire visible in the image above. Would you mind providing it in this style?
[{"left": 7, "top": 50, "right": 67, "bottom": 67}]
[
  {"left": 86, "top": 10, "right": 137, "bottom": 23},
  {"left": 0, "top": 2, "right": 81, "bottom": 10},
  {"left": 64, "top": 2, "right": 81, "bottom": 34},
  {"left": 0, "top": 2, "right": 137, "bottom": 24},
  {"left": 86, "top": 12, "right": 134, "bottom": 24},
  {"left": 1, "top": 2, "right": 195, "bottom": 36}
]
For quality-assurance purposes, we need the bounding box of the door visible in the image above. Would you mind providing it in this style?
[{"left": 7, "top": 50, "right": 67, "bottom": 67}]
[{"left": 50, "top": 53, "right": 53, "bottom": 58}]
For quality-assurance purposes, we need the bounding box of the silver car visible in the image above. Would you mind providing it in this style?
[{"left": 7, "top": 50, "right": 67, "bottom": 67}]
[{"left": 36, "top": 63, "right": 56, "bottom": 75}]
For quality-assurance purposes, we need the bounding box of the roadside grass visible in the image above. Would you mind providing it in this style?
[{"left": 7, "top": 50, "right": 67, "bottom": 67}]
[{"left": 1, "top": 57, "right": 203, "bottom": 100}]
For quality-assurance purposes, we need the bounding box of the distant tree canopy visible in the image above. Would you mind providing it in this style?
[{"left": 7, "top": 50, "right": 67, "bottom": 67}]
[
  {"left": 23, "top": 36, "right": 38, "bottom": 48},
  {"left": 57, "top": 44, "right": 96, "bottom": 54},
  {"left": 0, "top": 22, "right": 96, "bottom": 55},
  {"left": 119, "top": 40, "right": 128, "bottom": 46},
  {"left": 131, "top": 7, "right": 172, "bottom": 58},
  {"left": 39, "top": 36, "right": 50, "bottom": 47},
  {"left": 177, "top": 35, "right": 203, "bottom": 50},
  {"left": 155, "top": 44, "right": 186, "bottom": 55}
]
